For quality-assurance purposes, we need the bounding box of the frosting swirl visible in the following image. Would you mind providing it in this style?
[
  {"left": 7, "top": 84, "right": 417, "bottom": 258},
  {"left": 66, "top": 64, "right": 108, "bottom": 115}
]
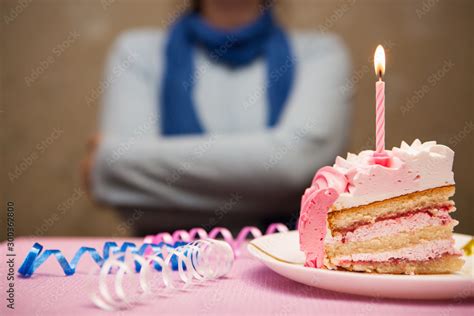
[
  {"left": 312, "top": 166, "right": 349, "bottom": 194},
  {"left": 299, "top": 166, "right": 348, "bottom": 268}
]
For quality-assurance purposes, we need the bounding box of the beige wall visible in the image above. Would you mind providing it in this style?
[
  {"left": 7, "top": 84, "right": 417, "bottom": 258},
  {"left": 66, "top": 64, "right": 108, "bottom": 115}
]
[{"left": 1, "top": 0, "right": 473, "bottom": 237}]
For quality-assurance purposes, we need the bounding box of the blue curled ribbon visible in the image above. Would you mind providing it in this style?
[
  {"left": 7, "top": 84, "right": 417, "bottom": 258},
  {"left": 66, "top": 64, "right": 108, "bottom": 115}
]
[{"left": 18, "top": 241, "right": 188, "bottom": 278}]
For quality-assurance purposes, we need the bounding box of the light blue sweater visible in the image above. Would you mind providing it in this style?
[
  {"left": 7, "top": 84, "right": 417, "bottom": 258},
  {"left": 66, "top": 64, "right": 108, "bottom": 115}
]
[{"left": 93, "top": 29, "right": 352, "bottom": 216}]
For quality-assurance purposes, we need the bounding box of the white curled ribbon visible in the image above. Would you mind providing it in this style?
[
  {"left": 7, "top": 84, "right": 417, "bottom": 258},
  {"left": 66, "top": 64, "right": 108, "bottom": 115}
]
[{"left": 90, "top": 239, "right": 234, "bottom": 311}]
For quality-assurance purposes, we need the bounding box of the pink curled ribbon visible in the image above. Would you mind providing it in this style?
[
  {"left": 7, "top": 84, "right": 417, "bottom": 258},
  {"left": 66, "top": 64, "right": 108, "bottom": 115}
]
[{"left": 143, "top": 223, "right": 289, "bottom": 257}]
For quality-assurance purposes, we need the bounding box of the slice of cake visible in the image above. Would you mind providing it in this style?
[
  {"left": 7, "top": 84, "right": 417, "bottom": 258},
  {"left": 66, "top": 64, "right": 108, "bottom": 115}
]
[{"left": 299, "top": 139, "right": 464, "bottom": 274}]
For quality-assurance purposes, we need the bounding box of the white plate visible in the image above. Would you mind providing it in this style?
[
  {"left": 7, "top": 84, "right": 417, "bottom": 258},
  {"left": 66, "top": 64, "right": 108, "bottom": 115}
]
[{"left": 248, "top": 231, "right": 473, "bottom": 300}]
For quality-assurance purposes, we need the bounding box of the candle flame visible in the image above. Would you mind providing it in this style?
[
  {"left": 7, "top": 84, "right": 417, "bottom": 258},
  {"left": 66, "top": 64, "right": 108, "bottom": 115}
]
[{"left": 374, "top": 45, "right": 385, "bottom": 79}]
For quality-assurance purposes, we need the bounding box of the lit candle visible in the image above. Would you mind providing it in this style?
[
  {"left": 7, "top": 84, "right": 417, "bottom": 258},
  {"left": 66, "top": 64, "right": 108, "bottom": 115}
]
[
  {"left": 372, "top": 45, "right": 390, "bottom": 167},
  {"left": 374, "top": 45, "right": 386, "bottom": 154}
]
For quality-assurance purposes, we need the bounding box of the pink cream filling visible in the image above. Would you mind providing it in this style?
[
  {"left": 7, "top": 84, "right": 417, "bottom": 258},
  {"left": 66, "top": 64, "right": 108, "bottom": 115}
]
[
  {"left": 333, "top": 239, "right": 460, "bottom": 263},
  {"left": 332, "top": 208, "right": 456, "bottom": 243},
  {"left": 333, "top": 203, "right": 454, "bottom": 236}
]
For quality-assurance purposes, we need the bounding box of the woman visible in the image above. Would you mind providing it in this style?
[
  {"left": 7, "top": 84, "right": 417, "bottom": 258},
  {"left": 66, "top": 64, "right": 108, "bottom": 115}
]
[{"left": 83, "top": 0, "right": 352, "bottom": 234}]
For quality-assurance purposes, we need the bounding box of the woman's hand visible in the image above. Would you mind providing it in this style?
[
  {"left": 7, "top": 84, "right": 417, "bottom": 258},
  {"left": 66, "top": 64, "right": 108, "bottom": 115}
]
[{"left": 81, "top": 133, "right": 101, "bottom": 199}]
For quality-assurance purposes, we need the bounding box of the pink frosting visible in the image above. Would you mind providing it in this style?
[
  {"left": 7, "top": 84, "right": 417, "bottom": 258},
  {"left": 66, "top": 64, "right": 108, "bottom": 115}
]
[
  {"left": 333, "top": 239, "right": 460, "bottom": 263},
  {"left": 312, "top": 166, "right": 348, "bottom": 193},
  {"left": 299, "top": 167, "right": 348, "bottom": 268},
  {"left": 332, "top": 139, "right": 455, "bottom": 210}
]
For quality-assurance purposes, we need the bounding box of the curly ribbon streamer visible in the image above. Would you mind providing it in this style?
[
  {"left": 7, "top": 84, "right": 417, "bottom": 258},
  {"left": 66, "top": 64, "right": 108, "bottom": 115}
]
[
  {"left": 143, "top": 223, "right": 289, "bottom": 256},
  {"left": 18, "top": 223, "right": 289, "bottom": 278},
  {"left": 18, "top": 241, "right": 187, "bottom": 278},
  {"left": 91, "top": 239, "right": 234, "bottom": 311}
]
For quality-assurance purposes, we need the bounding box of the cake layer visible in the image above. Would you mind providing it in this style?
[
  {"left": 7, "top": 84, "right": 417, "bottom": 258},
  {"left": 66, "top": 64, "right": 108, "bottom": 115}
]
[
  {"left": 335, "top": 254, "right": 464, "bottom": 274},
  {"left": 330, "top": 239, "right": 459, "bottom": 264},
  {"left": 326, "top": 224, "right": 455, "bottom": 257},
  {"left": 328, "top": 185, "right": 455, "bottom": 232}
]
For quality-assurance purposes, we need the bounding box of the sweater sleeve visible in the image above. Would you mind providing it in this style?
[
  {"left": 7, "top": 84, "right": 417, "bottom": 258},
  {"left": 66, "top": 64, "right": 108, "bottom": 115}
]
[{"left": 92, "top": 32, "right": 352, "bottom": 213}]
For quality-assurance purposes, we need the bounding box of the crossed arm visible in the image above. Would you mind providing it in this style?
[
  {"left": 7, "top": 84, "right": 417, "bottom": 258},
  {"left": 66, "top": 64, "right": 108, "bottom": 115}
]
[{"left": 88, "top": 32, "right": 352, "bottom": 214}]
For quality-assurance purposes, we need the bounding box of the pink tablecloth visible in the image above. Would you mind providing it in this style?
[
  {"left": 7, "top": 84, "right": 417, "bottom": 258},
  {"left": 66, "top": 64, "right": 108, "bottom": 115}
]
[{"left": 1, "top": 237, "right": 473, "bottom": 316}]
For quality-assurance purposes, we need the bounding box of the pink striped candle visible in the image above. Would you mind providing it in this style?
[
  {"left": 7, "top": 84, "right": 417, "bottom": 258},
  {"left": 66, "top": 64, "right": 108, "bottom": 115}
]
[
  {"left": 375, "top": 79, "right": 385, "bottom": 153},
  {"left": 373, "top": 45, "right": 390, "bottom": 167},
  {"left": 374, "top": 45, "right": 386, "bottom": 153}
]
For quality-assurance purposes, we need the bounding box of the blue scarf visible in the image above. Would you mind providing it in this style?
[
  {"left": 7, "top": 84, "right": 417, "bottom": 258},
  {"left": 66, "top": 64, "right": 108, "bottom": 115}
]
[{"left": 161, "top": 11, "right": 295, "bottom": 135}]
